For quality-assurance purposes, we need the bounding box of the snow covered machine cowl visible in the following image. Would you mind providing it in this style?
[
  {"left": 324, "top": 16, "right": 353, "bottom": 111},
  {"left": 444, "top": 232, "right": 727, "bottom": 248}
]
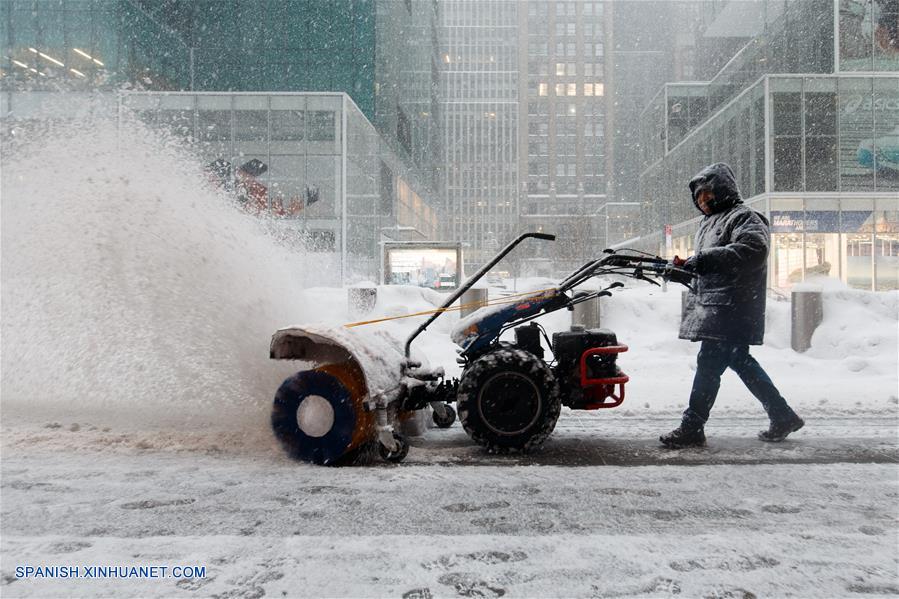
[
  {"left": 269, "top": 233, "right": 696, "bottom": 464},
  {"left": 268, "top": 325, "right": 441, "bottom": 465}
]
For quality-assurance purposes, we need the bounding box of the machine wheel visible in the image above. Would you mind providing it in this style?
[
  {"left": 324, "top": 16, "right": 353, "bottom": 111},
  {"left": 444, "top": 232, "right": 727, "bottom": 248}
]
[
  {"left": 457, "top": 348, "right": 561, "bottom": 452},
  {"left": 271, "top": 366, "right": 371, "bottom": 466},
  {"left": 432, "top": 403, "right": 457, "bottom": 428},
  {"left": 378, "top": 432, "right": 410, "bottom": 463}
]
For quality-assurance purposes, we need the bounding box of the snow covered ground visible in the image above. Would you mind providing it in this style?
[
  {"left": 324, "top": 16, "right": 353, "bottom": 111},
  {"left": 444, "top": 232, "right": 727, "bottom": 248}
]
[
  {"left": 2, "top": 102, "right": 898, "bottom": 598},
  {"left": 2, "top": 429, "right": 898, "bottom": 598}
]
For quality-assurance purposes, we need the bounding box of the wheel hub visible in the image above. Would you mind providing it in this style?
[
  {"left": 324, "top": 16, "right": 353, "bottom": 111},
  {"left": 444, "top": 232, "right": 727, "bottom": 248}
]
[
  {"left": 296, "top": 395, "right": 334, "bottom": 437},
  {"left": 478, "top": 371, "right": 541, "bottom": 436}
]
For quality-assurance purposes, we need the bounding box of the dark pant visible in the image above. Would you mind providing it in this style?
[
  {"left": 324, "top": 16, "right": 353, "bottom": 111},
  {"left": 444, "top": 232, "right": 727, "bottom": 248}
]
[{"left": 682, "top": 340, "right": 796, "bottom": 430}]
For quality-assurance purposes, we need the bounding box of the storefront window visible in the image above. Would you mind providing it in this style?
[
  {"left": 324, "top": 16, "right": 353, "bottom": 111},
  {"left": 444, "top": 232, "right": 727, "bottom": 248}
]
[
  {"left": 875, "top": 204, "right": 899, "bottom": 290},
  {"left": 804, "top": 199, "right": 842, "bottom": 283},
  {"left": 771, "top": 198, "right": 804, "bottom": 288},
  {"left": 841, "top": 198, "right": 875, "bottom": 290}
]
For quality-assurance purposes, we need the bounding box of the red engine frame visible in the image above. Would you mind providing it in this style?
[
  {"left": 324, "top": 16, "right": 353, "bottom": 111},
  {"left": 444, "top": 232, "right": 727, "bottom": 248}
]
[{"left": 578, "top": 345, "right": 629, "bottom": 409}]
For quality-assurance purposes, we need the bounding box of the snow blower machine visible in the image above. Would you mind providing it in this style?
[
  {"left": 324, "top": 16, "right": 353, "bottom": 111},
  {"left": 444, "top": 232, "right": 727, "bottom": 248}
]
[{"left": 269, "top": 232, "right": 696, "bottom": 464}]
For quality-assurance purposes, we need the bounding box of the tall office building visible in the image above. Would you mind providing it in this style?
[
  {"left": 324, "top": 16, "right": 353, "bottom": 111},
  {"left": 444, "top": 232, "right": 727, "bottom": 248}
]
[
  {"left": 1, "top": 0, "right": 440, "bottom": 188},
  {"left": 440, "top": 0, "right": 610, "bottom": 274},
  {"left": 517, "top": 1, "right": 609, "bottom": 274},
  {"left": 439, "top": 0, "right": 520, "bottom": 271}
]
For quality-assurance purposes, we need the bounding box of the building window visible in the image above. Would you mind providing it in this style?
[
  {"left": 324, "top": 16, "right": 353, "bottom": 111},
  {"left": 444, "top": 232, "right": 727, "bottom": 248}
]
[
  {"left": 538, "top": 82, "right": 548, "bottom": 96},
  {"left": 396, "top": 107, "right": 411, "bottom": 154},
  {"left": 306, "top": 230, "right": 336, "bottom": 252},
  {"left": 805, "top": 91, "right": 837, "bottom": 192},
  {"left": 308, "top": 110, "right": 336, "bottom": 142},
  {"left": 772, "top": 91, "right": 802, "bottom": 191},
  {"left": 271, "top": 110, "right": 304, "bottom": 141}
]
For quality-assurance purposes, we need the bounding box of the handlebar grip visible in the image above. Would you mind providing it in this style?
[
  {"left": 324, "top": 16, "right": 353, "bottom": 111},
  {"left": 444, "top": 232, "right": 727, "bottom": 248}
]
[{"left": 531, "top": 233, "right": 556, "bottom": 241}]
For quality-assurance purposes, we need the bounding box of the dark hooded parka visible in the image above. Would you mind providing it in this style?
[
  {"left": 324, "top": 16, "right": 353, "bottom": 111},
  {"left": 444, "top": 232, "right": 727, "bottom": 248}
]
[{"left": 678, "top": 163, "right": 770, "bottom": 345}]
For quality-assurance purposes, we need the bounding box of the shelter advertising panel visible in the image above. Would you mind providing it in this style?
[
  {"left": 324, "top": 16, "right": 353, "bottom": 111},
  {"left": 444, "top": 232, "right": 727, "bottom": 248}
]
[{"left": 382, "top": 243, "right": 463, "bottom": 290}]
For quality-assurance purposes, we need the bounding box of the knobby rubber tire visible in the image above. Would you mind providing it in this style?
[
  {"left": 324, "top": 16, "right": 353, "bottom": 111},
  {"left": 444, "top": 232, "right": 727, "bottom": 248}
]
[{"left": 457, "top": 348, "right": 561, "bottom": 453}]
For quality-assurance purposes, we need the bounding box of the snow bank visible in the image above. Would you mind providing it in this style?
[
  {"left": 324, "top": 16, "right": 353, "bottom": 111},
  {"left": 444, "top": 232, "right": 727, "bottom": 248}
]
[
  {"left": 594, "top": 283, "right": 898, "bottom": 417},
  {"left": 1, "top": 101, "right": 314, "bottom": 434},
  {"left": 309, "top": 277, "right": 896, "bottom": 418}
]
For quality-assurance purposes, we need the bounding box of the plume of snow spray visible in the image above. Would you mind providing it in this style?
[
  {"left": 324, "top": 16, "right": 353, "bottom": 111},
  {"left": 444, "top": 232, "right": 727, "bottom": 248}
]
[{"left": 1, "top": 99, "right": 315, "bottom": 436}]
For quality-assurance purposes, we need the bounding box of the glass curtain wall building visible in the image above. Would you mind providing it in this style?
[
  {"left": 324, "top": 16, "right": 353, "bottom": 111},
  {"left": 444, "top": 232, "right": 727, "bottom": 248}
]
[
  {"left": 634, "top": 0, "right": 899, "bottom": 291},
  {"left": 1, "top": 0, "right": 440, "bottom": 193},
  {"left": 1, "top": 90, "right": 436, "bottom": 285},
  {"left": 0, "top": 1, "right": 189, "bottom": 90},
  {"left": 2, "top": 1, "right": 441, "bottom": 284}
]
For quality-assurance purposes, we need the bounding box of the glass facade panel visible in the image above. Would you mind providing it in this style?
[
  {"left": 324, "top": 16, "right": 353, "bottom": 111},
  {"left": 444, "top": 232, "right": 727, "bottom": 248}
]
[
  {"left": 839, "top": 77, "right": 876, "bottom": 191},
  {"left": 839, "top": 0, "right": 899, "bottom": 72},
  {"left": 772, "top": 79, "right": 803, "bottom": 192},
  {"left": 805, "top": 78, "right": 839, "bottom": 192},
  {"left": 872, "top": 77, "right": 899, "bottom": 191}
]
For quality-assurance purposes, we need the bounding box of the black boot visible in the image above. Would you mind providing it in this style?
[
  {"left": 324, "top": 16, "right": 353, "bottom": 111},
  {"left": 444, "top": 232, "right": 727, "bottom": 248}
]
[
  {"left": 660, "top": 425, "right": 706, "bottom": 448},
  {"left": 758, "top": 414, "right": 804, "bottom": 442}
]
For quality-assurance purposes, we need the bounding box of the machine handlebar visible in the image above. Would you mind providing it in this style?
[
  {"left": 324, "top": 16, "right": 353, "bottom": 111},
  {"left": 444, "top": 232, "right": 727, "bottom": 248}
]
[{"left": 560, "top": 250, "right": 697, "bottom": 292}]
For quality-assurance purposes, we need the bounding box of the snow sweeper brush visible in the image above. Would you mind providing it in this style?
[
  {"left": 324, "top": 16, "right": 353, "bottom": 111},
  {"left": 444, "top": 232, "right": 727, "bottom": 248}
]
[{"left": 269, "top": 233, "right": 696, "bottom": 465}]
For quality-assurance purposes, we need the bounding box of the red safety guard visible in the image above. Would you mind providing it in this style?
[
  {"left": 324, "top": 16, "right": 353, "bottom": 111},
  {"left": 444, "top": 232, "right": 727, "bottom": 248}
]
[{"left": 579, "top": 345, "right": 629, "bottom": 409}]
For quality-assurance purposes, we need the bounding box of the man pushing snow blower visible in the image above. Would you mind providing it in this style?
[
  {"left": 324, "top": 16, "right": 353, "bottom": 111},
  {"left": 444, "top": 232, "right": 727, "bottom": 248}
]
[
  {"left": 660, "top": 163, "right": 805, "bottom": 449},
  {"left": 268, "top": 232, "right": 699, "bottom": 465}
]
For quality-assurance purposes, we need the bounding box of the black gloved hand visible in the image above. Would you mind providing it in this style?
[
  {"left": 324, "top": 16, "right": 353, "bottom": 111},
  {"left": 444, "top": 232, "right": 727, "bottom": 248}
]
[{"left": 664, "top": 260, "right": 697, "bottom": 286}]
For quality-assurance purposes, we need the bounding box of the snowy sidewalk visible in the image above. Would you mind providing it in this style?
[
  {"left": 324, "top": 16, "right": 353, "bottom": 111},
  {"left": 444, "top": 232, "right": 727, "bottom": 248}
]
[{"left": 2, "top": 416, "right": 898, "bottom": 598}]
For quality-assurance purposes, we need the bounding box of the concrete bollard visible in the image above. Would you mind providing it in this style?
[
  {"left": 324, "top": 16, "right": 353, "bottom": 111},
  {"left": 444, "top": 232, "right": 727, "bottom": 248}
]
[
  {"left": 791, "top": 291, "right": 823, "bottom": 353},
  {"left": 347, "top": 287, "right": 377, "bottom": 319},
  {"left": 572, "top": 295, "right": 602, "bottom": 329},
  {"left": 460, "top": 288, "right": 488, "bottom": 317}
]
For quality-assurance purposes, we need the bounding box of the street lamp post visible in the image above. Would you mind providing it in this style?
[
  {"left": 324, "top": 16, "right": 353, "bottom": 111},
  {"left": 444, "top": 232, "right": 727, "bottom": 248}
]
[{"left": 596, "top": 202, "right": 640, "bottom": 249}]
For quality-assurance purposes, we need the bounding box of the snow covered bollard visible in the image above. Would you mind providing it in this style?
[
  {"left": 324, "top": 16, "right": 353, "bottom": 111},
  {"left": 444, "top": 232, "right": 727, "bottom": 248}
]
[
  {"left": 348, "top": 286, "right": 377, "bottom": 319},
  {"left": 572, "top": 294, "right": 602, "bottom": 329},
  {"left": 461, "top": 288, "right": 488, "bottom": 317},
  {"left": 791, "top": 290, "right": 824, "bottom": 352}
]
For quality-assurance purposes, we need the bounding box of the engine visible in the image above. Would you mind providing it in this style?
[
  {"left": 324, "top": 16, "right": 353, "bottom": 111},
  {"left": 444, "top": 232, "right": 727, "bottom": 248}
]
[{"left": 551, "top": 326, "right": 622, "bottom": 407}]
